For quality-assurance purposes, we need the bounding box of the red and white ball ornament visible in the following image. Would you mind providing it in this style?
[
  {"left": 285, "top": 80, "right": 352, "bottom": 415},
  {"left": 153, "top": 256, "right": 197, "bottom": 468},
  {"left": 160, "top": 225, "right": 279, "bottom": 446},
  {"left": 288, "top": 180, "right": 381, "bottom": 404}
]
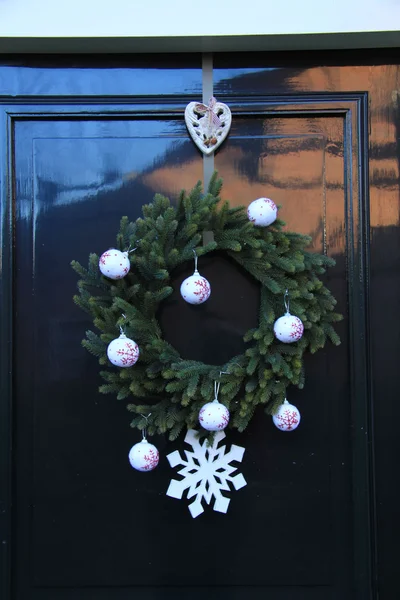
[
  {"left": 128, "top": 438, "right": 159, "bottom": 472},
  {"left": 272, "top": 399, "right": 301, "bottom": 432},
  {"left": 180, "top": 250, "right": 211, "bottom": 305},
  {"left": 247, "top": 197, "right": 278, "bottom": 227},
  {"left": 199, "top": 399, "right": 230, "bottom": 431},
  {"left": 180, "top": 270, "right": 211, "bottom": 305},
  {"left": 107, "top": 333, "right": 139, "bottom": 367},
  {"left": 273, "top": 312, "right": 304, "bottom": 343},
  {"left": 99, "top": 248, "right": 130, "bottom": 280}
]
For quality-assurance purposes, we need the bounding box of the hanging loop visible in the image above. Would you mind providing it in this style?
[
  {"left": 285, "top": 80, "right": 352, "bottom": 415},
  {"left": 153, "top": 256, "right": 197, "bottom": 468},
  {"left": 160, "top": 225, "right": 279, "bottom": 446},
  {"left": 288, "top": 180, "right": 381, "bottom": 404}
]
[
  {"left": 214, "top": 371, "right": 229, "bottom": 401},
  {"left": 284, "top": 289, "right": 290, "bottom": 314},
  {"left": 119, "top": 313, "right": 127, "bottom": 335},
  {"left": 140, "top": 413, "right": 152, "bottom": 440},
  {"left": 193, "top": 248, "right": 199, "bottom": 273},
  {"left": 127, "top": 239, "right": 140, "bottom": 254}
]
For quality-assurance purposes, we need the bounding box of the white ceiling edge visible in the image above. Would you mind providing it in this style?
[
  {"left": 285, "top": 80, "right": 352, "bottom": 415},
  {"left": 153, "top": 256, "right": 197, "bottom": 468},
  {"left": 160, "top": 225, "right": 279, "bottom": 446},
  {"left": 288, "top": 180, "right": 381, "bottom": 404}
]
[
  {"left": 1, "top": 0, "right": 400, "bottom": 38},
  {"left": 1, "top": 31, "right": 400, "bottom": 54}
]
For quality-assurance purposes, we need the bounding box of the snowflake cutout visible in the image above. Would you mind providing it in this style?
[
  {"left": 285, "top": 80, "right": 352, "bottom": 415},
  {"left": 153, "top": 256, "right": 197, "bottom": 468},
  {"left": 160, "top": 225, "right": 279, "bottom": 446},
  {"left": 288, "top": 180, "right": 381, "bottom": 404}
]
[
  {"left": 166, "top": 429, "right": 246, "bottom": 518},
  {"left": 193, "top": 278, "right": 210, "bottom": 302}
]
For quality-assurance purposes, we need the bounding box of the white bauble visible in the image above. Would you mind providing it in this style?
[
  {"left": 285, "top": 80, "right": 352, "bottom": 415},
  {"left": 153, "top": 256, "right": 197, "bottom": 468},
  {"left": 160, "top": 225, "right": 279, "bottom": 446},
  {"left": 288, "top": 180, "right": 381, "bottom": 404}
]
[
  {"left": 99, "top": 248, "right": 130, "bottom": 280},
  {"left": 199, "top": 400, "right": 230, "bottom": 431},
  {"left": 273, "top": 312, "right": 304, "bottom": 343},
  {"left": 273, "top": 399, "right": 301, "bottom": 431},
  {"left": 129, "top": 439, "right": 159, "bottom": 472},
  {"left": 180, "top": 270, "right": 211, "bottom": 305},
  {"left": 107, "top": 333, "right": 139, "bottom": 367},
  {"left": 247, "top": 197, "right": 277, "bottom": 227}
]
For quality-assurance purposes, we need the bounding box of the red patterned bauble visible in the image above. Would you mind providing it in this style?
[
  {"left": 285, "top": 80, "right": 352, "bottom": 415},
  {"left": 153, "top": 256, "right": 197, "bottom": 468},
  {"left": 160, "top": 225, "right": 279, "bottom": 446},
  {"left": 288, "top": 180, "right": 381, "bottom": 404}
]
[
  {"left": 128, "top": 439, "right": 159, "bottom": 472},
  {"left": 199, "top": 400, "right": 230, "bottom": 431},
  {"left": 99, "top": 248, "right": 130, "bottom": 280},
  {"left": 273, "top": 312, "right": 304, "bottom": 343},
  {"left": 107, "top": 333, "right": 139, "bottom": 368},
  {"left": 247, "top": 197, "right": 278, "bottom": 227},
  {"left": 272, "top": 399, "right": 301, "bottom": 431},
  {"left": 180, "top": 269, "right": 211, "bottom": 305}
]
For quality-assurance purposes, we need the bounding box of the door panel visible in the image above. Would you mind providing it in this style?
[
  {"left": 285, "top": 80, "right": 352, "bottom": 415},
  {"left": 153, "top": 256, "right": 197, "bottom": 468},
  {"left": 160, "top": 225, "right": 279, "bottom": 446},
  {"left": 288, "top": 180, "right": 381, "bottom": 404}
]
[
  {"left": 7, "top": 96, "right": 361, "bottom": 599},
  {"left": 215, "top": 108, "right": 354, "bottom": 591},
  {"left": 13, "top": 112, "right": 203, "bottom": 594}
]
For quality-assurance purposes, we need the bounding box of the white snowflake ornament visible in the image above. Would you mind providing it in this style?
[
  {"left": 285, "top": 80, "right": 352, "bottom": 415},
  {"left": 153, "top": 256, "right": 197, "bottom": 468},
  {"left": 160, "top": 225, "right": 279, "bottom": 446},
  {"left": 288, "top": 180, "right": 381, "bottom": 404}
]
[
  {"left": 129, "top": 439, "right": 159, "bottom": 472},
  {"left": 273, "top": 399, "right": 301, "bottom": 431},
  {"left": 273, "top": 312, "right": 304, "bottom": 343},
  {"left": 99, "top": 248, "right": 130, "bottom": 280},
  {"left": 166, "top": 429, "right": 246, "bottom": 518},
  {"left": 247, "top": 197, "right": 278, "bottom": 227},
  {"left": 199, "top": 400, "right": 230, "bottom": 431},
  {"left": 180, "top": 270, "right": 211, "bottom": 305},
  {"left": 107, "top": 333, "right": 139, "bottom": 367}
]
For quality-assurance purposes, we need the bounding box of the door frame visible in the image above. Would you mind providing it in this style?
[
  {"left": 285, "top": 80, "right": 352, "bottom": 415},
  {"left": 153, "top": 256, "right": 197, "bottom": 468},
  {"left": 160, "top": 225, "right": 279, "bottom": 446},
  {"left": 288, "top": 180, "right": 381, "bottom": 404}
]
[{"left": 0, "top": 78, "right": 376, "bottom": 599}]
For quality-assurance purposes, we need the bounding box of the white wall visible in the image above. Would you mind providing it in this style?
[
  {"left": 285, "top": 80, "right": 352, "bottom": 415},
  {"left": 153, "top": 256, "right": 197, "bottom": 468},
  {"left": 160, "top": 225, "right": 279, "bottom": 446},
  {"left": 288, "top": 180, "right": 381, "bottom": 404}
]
[{"left": 1, "top": 0, "right": 400, "bottom": 52}]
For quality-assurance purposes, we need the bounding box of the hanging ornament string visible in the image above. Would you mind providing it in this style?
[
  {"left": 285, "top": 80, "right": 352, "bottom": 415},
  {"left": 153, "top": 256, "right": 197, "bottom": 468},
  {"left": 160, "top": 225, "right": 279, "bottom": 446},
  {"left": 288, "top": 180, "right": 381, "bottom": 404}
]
[
  {"left": 127, "top": 240, "right": 140, "bottom": 254},
  {"left": 193, "top": 248, "right": 199, "bottom": 273},
  {"left": 140, "top": 413, "right": 152, "bottom": 440},
  {"left": 214, "top": 370, "right": 229, "bottom": 401},
  {"left": 284, "top": 289, "right": 290, "bottom": 315},
  {"left": 119, "top": 313, "right": 127, "bottom": 335}
]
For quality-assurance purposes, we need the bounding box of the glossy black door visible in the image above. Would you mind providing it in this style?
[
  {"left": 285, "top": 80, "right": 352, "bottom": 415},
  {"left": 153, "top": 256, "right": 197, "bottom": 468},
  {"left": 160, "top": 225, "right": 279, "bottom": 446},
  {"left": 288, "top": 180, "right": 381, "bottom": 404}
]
[{"left": 2, "top": 53, "right": 396, "bottom": 600}]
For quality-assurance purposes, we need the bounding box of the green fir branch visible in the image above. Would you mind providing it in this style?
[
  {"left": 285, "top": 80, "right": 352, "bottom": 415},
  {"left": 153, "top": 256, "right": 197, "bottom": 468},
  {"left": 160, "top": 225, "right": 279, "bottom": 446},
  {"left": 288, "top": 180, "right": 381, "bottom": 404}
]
[{"left": 72, "top": 172, "right": 342, "bottom": 440}]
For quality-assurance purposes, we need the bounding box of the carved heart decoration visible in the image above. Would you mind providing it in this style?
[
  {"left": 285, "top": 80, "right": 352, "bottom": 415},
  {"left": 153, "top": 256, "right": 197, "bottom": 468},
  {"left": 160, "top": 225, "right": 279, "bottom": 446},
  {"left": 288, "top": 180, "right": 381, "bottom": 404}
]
[{"left": 185, "top": 97, "right": 232, "bottom": 155}]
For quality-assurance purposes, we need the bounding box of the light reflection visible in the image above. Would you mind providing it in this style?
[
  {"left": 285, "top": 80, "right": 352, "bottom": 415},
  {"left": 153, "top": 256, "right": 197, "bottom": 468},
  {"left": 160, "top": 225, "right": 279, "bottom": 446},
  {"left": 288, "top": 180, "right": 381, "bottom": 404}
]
[
  {"left": 214, "top": 61, "right": 400, "bottom": 229},
  {"left": 0, "top": 65, "right": 202, "bottom": 96}
]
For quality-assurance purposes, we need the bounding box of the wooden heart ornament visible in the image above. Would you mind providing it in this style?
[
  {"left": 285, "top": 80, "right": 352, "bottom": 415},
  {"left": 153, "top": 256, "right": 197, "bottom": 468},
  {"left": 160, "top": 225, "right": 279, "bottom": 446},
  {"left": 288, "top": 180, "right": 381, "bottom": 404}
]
[{"left": 185, "top": 97, "right": 232, "bottom": 155}]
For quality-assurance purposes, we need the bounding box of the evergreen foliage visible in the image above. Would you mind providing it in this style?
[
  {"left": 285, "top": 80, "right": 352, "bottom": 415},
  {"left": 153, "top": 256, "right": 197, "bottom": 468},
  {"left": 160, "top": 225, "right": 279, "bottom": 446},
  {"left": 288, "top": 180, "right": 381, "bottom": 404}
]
[{"left": 72, "top": 174, "right": 342, "bottom": 440}]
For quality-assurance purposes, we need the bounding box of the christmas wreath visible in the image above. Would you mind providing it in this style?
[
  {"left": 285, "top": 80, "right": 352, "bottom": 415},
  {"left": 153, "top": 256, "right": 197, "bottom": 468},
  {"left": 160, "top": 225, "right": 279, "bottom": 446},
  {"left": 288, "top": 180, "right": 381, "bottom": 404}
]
[{"left": 72, "top": 174, "right": 341, "bottom": 441}]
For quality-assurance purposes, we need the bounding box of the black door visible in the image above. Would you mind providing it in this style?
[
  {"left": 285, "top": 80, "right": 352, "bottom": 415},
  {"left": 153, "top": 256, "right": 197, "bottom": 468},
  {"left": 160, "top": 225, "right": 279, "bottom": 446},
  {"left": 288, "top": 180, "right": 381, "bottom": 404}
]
[{"left": 1, "top": 52, "right": 398, "bottom": 600}]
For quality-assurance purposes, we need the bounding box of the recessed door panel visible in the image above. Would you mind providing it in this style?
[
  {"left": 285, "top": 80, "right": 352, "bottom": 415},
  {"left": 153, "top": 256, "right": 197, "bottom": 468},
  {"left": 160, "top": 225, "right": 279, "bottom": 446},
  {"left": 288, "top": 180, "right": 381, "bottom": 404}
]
[{"left": 9, "top": 102, "right": 356, "bottom": 600}]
